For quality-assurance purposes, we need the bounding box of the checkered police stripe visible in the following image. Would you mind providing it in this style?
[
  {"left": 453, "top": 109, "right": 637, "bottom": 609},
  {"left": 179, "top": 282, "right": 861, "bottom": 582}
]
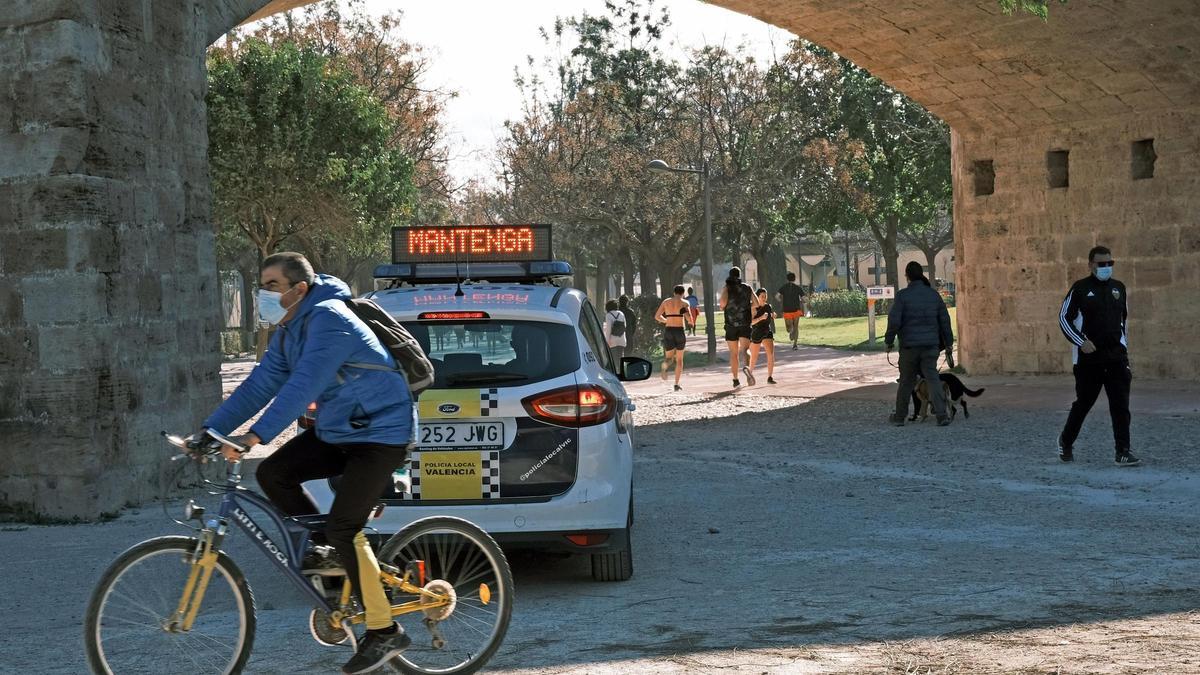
[
  {"left": 403, "top": 457, "right": 421, "bottom": 500},
  {"left": 482, "top": 451, "right": 501, "bottom": 499},
  {"left": 480, "top": 388, "right": 500, "bottom": 417}
]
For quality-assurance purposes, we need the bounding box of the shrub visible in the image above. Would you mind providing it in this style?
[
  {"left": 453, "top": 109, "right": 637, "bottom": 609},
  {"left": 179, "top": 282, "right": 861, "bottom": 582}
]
[{"left": 807, "top": 290, "right": 893, "bottom": 317}]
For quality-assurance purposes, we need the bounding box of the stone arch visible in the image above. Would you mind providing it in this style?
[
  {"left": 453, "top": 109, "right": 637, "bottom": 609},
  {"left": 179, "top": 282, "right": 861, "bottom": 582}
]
[
  {"left": 1, "top": 0, "right": 1196, "bottom": 518},
  {"left": 237, "top": 0, "right": 1200, "bottom": 377}
]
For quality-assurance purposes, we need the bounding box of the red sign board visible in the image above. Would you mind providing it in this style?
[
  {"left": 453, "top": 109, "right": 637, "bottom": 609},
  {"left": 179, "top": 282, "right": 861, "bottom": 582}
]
[{"left": 392, "top": 225, "right": 553, "bottom": 264}]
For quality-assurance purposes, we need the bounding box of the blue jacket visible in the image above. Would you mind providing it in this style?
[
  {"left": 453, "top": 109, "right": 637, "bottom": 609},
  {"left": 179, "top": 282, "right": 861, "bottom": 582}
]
[
  {"left": 884, "top": 279, "right": 954, "bottom": 350},
  {"left": 204, "top": 274, "right": 416, "bottom": 445}
]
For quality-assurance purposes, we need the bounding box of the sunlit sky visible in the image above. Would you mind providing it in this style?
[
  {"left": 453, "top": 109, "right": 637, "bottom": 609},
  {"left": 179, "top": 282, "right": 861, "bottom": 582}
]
[{"left": 353, "top": 0, "right": 797, "bottom": 186}]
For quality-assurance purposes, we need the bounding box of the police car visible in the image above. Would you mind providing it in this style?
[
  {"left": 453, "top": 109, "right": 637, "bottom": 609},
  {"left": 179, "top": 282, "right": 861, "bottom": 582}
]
[{"left": 303, "top": 224, "right": 652, "bottom": 581}]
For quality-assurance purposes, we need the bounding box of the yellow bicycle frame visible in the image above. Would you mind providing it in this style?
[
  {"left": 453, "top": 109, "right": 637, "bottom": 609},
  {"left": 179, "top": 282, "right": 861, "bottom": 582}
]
[{"left": 173, "top": 544, "right": 490, "bottom": 632}]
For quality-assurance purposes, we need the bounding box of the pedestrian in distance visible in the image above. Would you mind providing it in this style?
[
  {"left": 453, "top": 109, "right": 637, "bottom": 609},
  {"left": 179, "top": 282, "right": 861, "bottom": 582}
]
[
  {"left": 685, "top": 286, "right": 700, "bottom": 336},
  {"left": 603, "top": 299, "right": 627, "bottom": 365},
  {"left": 776, "top": 272, "right": 806, "bottom": 350},
  {"left": 718, "top": 266, "right": 761, "bottom": 387},
  {"left": 1057, "top": 245, "right": 1140, "bottom": 466},
  {"left": 618, "top": 295, "right": 638, "bottom": 354},
  {"left": 748, "top": 288, "right": 777, "bottom": 385},
  {"left": 885, "top": 261, "right": 955, "bottom": 426},
  {"left": 655, "top": 285, "right": 693, "bottom": 391},
  {"left": 199, "top": 252, "right": 414, "bottom": 673}
]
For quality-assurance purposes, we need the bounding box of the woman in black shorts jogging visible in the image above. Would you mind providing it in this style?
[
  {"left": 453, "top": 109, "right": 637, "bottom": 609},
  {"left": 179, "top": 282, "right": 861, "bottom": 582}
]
[
  {"left": 748, "top": 288, "right": 777, "bottom": 384},
  {"left": 655, "top": 285, "right": 693, "bottom": 391},
  {"left": 719, "top": 267, "right": 760, "bottom": 387}
]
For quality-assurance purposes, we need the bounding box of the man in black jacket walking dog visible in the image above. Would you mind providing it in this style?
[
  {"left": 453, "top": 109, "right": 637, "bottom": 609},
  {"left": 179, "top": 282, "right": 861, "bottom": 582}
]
[
  {"left": 1057, "top": 245, "right": 1140, "bottom": 466},
  {"left": 886, "top": 261, "right": 955, "bottom": 426}
]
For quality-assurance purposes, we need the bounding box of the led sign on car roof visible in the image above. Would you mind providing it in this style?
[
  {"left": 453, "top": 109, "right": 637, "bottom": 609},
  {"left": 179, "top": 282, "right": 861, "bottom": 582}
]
[{"left": 393, "top": 225, "right": 553, "bottom": 264}]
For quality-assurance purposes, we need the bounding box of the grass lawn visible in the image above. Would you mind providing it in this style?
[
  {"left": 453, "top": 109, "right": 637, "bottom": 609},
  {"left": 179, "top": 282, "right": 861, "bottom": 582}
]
[{"left": 681, "top": 308, "right": 958, "bottom": 352}]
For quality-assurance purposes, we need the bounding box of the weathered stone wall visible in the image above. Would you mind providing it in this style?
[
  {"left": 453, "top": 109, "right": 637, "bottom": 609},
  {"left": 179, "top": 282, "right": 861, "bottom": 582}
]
[
  {"left": 0, "top": 1, "right": 223, "bottom": 519},
  {"left": 711, "top": 0, "right": 1200, "bottom": 379},
  {"left": 954, "top": 115, "right": 1200, "bottom": 378}
]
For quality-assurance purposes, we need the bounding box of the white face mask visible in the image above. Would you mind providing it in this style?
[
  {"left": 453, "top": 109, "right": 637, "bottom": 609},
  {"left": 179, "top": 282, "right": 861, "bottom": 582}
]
[{"left": 257, "top": 287, "right": 301, "bottom": 325}]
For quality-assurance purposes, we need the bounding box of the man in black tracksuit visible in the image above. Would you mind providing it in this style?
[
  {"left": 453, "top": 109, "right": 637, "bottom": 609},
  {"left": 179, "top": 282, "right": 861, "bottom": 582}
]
[
  {"left": 1057, "top": 245, "right": 1140, "bottom": 466},
  {"left": 886, "top": 261, "right": 955, "bottom": 426}
]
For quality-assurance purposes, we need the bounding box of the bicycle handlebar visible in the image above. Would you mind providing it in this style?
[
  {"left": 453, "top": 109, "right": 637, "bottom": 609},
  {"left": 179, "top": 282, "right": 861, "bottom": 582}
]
[{"left": 162, "top": 429, "right": 249, "bottom": 463}]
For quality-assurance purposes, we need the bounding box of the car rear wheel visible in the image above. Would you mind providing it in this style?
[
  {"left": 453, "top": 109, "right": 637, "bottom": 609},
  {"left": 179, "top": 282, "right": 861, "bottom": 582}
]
[{"left": 590, "top": 527, "right": 632, "bottom": 582}]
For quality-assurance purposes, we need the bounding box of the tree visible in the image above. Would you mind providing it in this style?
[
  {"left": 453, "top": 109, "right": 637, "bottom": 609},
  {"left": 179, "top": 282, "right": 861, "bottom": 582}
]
[
  {"left": 498, "top": 1, "right": 707, "bottom": 298},
  {"left": 207, "top": 39, "right": 415, "bottom": 350},
  {"left": 246, "top": 0, "right": 455, "bottom": 215},
  {"left": 901, "top": 208, "right": 953, "bottom": 281},
  {"left": 811, "top": 46, "right": 950, "bottom": 289}
]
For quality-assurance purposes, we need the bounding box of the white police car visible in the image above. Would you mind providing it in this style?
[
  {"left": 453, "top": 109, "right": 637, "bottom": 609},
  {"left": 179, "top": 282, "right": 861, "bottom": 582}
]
[{"left": 303, "top": 225, "right": 651, "bottom": 581}]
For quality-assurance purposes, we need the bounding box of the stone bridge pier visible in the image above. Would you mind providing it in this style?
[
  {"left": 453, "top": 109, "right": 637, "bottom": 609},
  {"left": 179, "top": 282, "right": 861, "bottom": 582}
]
[{"left": 1, "top": 0, "right": 1197, "bottom": 519}]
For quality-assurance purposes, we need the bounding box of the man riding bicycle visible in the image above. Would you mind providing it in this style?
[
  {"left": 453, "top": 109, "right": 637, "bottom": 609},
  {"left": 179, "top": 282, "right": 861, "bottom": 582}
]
[{"left": 200, "top": 252, "right": 414, "bottom": 674}]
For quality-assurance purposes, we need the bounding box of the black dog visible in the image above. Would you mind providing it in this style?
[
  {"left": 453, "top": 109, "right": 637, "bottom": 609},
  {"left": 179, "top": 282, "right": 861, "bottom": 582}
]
[{"left": 909, "top": 373, "right": 985, "bottom": 421}]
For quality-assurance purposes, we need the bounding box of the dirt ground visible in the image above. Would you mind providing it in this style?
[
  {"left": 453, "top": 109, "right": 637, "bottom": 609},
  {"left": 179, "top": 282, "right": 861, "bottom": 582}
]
[{"left": 4, "top": 348, "right": 1199, "bottom": 673}]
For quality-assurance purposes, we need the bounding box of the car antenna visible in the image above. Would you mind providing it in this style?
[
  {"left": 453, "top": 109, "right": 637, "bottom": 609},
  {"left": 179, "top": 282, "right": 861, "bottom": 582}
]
[{"left": 454, "top": 261, "right": 465, "bottom": 297}]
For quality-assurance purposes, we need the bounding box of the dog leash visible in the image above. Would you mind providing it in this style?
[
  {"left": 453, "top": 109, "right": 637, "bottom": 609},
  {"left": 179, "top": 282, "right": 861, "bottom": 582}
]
[{"left": 886, "top": 349, "right": 954, "bottom": 370}]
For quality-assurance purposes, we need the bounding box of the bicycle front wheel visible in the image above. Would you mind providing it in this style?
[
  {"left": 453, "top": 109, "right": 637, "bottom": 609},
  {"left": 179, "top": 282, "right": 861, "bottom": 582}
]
[
  {"left": 84, "top": 536, "right": 255, "bottom": 675},
  {"left": 378, "top": 516, "right": 513, "bottom": 675}
]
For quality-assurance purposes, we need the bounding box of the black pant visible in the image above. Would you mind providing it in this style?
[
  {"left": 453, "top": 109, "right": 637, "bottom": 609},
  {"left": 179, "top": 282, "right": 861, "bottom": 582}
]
[
  {"left": 1060, "top": 359, "right": 1132, "bottom": 451},
  {"left": 257, "top": 432, "right": 409, "bottom": 611},
  {"left": 895, "top": 346, "right": 946, "bottom": 419}
]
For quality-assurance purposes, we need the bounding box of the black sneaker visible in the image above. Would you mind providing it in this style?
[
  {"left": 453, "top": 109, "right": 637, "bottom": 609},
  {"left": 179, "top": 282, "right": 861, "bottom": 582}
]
[
  {"left": 1057, "top": 436, "right": 1073, "bottom": 462},
  {"left": 767, "top": 377, "right": 777, "bottom": 384},
  {"left": 673, "top": 384, "right": 682, "bottom": 392},
  {"left": 732, "top": 379, "right": 740, "bottom": 388},
  {"left": 888, "top": 414, "right": 905, "bottom": 427},
  {"left": 342, "top": 625, "right": 411, "bottom": 674},
  {"left": 1115, "top": 450, "right": 1141, "bottom": 467},
  {"left": 741, "top": 366, "right": 756, "bottom": 386}
]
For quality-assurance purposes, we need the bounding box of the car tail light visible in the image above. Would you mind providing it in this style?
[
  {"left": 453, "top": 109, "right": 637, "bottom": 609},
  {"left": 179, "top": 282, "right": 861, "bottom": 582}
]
[
  {"left": 522, "top": 385, "right": 615, "bottom": 427},
  {"left": 298, "top": 402, "right": 317, "bottom": 430},
  {"left": 565, "top": 533, "right": 610, "bottom": 547}
]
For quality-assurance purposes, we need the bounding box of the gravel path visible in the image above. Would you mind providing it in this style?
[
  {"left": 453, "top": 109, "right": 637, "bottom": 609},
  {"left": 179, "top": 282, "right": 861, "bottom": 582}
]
[{"left": 4, "top": 353, "right": 1199, "bottom": 673}]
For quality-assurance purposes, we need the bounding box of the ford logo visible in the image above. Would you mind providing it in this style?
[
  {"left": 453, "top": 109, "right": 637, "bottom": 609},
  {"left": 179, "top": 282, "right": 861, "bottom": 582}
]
[{"left": 438, "top": 403, "right": 460, "bottom": 414}]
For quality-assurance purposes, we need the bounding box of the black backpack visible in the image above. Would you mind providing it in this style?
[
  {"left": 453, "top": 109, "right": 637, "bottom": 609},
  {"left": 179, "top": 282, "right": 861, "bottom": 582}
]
[
  {"left": 342, "top": 298, "right": 436, "bottom": 395},
  {"left": 609, "top": 311, "right": 626, "bottom": 337},
  {"left": 725, "top": 283, "right": 752, "bottom": 327}
]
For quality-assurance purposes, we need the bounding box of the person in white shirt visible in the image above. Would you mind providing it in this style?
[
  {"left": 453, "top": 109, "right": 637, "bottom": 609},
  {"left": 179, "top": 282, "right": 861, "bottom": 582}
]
[{"left": 603, "top": 299, "right": 628, "bottom": 363}]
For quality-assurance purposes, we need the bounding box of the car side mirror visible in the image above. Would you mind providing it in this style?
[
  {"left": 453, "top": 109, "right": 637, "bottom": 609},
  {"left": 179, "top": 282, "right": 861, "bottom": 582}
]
[{"left": 618, "top": 357, "right": 652, "bottom": 381}]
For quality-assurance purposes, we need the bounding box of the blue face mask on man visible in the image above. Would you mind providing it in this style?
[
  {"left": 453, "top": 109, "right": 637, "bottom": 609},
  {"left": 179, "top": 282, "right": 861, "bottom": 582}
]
[
  {"left": 1094, "top": 265, "right": 1113, "bottom": 282},
  {"left": 257, "top": 284, "right": 303, "bottom": 325}
]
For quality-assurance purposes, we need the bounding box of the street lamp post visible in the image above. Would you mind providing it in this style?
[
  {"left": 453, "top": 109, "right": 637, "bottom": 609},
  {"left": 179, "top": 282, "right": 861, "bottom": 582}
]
[{"left": 646, "top": 158, "right": 717, "bottom": 364}]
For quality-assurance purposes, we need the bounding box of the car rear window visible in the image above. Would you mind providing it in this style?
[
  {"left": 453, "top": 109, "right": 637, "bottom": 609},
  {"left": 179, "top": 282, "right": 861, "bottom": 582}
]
[{"left": 402, "top": 319, "right": 580, "bottom": 389}]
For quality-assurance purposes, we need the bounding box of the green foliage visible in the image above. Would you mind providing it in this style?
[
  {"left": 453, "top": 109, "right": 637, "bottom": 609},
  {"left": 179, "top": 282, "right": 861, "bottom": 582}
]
[
  {"left": 207, "top": 39, "right": 415, "bottom": 266},
  {"left": 998, "top": 0, "right": 1067, "bottom": 19},
  {"left": 806, "top": 290, "right": 892, "bottom": 318}
]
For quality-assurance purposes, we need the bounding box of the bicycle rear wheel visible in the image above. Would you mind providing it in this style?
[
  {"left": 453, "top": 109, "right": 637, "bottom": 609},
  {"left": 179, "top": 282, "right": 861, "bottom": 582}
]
[
  {"left": 378, "top": 516, "right": 513, "bottom": 675},
  {"left": 85, "top": 536, "right": 255, "bottom": 675}
]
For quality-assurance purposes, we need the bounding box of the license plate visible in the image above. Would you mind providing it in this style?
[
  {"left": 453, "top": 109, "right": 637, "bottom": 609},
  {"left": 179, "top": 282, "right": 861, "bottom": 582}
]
[{"left": 418, "top": 421, "right": 504, "bottom": 449}]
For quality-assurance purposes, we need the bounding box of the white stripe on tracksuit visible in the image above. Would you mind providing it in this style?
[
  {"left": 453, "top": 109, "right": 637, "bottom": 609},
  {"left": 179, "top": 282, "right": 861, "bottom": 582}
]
[{"left": 1059, "top": 290, "right": 1086, "bottom": 365}]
